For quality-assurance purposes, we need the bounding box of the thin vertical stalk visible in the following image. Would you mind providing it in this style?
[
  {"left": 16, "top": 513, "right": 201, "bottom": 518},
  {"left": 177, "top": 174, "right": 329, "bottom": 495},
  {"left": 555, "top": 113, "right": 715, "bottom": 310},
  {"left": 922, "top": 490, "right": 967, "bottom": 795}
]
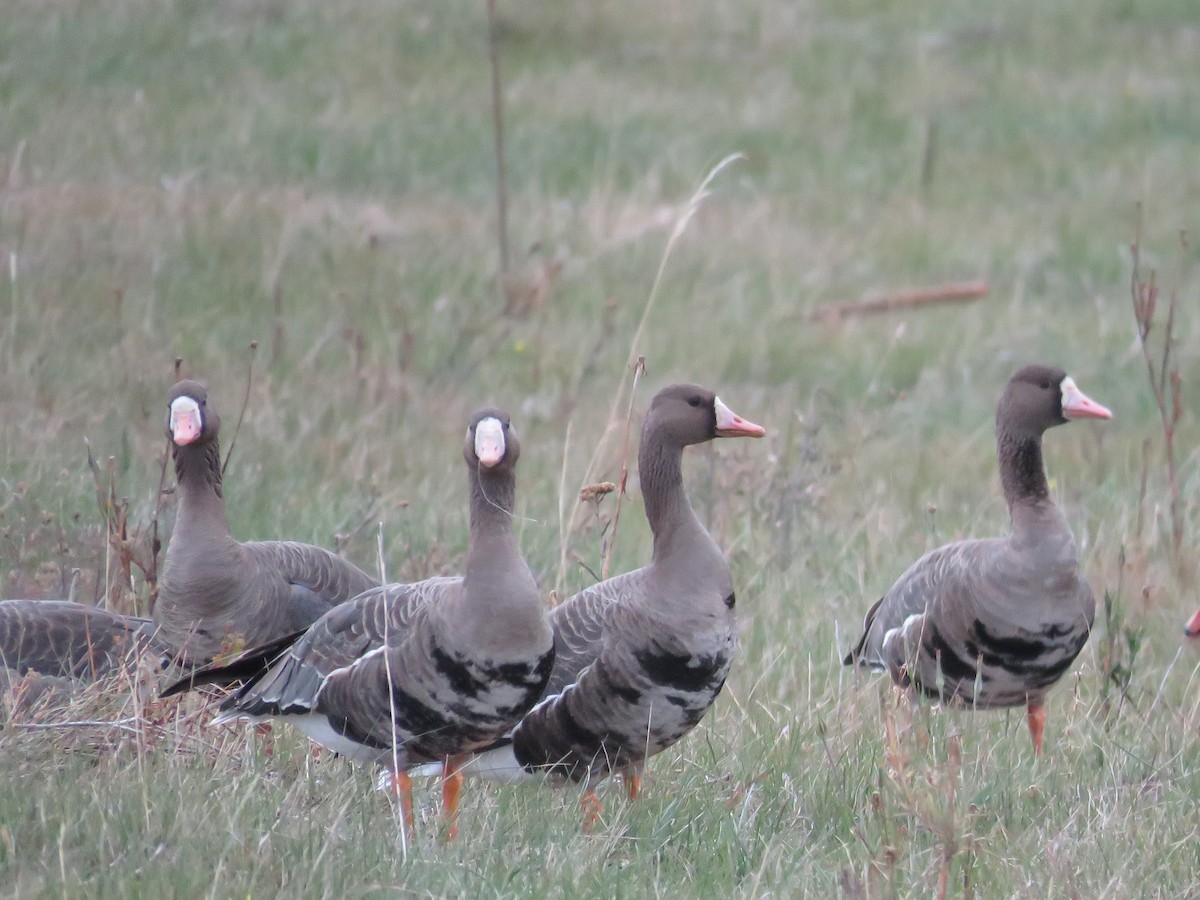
[{"left": 486, "top": 0, "right": 510, "bottom": 294}]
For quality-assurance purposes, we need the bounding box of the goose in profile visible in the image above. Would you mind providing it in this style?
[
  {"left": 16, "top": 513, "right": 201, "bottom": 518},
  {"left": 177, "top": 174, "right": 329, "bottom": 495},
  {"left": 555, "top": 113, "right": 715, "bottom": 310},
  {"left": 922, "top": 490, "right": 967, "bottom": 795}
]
[{"left": 844, "top": 364, "right": 1112, "bottom": 754}]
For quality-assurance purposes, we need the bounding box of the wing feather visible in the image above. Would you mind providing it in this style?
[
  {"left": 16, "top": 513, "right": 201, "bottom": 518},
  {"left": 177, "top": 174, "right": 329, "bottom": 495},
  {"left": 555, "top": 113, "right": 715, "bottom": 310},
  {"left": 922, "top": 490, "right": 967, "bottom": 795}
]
[
  {"left": 220, "top": 577, "right": 459, "bottom": 718},
  {"left": 542, "top": 569, "right": 642, "bottom": 699}
]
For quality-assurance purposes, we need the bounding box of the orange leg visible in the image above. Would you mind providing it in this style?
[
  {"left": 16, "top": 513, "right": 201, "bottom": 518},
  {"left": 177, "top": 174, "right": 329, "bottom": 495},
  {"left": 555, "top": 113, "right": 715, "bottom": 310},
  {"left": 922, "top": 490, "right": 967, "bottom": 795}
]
[
  {"left": 1026, "top": 700, "right": 1046, "bottom": 756},
  {"left": 441, "top": 756, "right": 465, "bottom": 842},
  {"left": 390, "top": 770, "right": 415, "bottom": 839},
  {"left": 255, "top": 722, "right": 274, "bottom": 758},
  {"left": 623, "top": 771, "right": 642, "bottom": 802},
  {"left": 580, "top": 790, "right": 604, "bottom": 829}
]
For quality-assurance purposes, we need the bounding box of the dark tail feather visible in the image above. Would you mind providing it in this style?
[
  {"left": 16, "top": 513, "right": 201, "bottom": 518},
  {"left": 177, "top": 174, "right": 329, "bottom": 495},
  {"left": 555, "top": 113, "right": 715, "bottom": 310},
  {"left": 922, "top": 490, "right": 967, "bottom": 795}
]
[
  {"left": 843, "top": 596, "right": 885, "bottom": 667},
  {"left": 159, "top": 629, "right": 305, "bottom": 698}
]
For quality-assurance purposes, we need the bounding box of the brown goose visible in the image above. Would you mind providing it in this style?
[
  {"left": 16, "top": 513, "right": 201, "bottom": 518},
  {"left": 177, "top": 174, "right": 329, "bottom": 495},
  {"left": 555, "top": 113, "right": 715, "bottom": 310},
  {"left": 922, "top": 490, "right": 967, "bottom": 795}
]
[
  {"left": 0, "top": 600, "right": 164, "bottom": 710},
  {"left": 0, "top": 599, "right": 163, "bottom": 703},
  {"left": 156, "top": 380, "right": 378, "bottom": 664},
  {"left": 844, "top": 364, "right": 1112, "bottom": 754},
  {"left": 437, "top": 385, "right": 765, "bottom": 804},
  {"left": 163, "top": 408, "right": 554, "bottom": 838}
]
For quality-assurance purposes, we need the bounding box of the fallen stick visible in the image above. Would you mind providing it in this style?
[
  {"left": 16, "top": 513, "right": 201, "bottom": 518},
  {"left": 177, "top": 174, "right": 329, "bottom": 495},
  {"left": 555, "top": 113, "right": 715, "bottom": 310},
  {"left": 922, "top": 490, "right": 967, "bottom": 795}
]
[{"left": 809, "top": 279, "right": 988, "bottom": 322}]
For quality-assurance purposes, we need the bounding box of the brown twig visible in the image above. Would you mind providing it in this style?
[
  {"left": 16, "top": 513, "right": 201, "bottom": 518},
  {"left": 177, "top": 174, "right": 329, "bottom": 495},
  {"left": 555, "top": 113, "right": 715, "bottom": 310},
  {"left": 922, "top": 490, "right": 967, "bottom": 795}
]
[
  {"left": 146, "top": 358, "right": 183, "bottom": 600},
  {"left": 1134, "top": 437, "right": 1150, "bottom": 543},
  {"left": 570, "top": 154, "right": 744, "bottom": 528},
  {"left": 602, "top": 357, "right": 645, "bottom": 580},
  {"left": 807, "top": 280, "right": 988, "bottom": 322},
  {"left": 571, "top": 554, "right": 601, "bottom": 584},
  {"left": 333, "top": 490, "right": 380, "bottom": 554},
  {"left": 105, "top": 457, "right": 136, "bottom": 612},
  {"left": 485, "top": 0, "right": 510, "bottom": 297},
  {"left": 937, "top": 735, "right": 962, "bottom": 900},
  {"left": 84, "top": 441, "right": 121, "bottom": 609},
  {"left": 221, "top": 340, "right": 259, "bottom": 477},
  {"left": 272, "top": 283, "right": 285, "bottom": 368},
  {"left": 146, "top": 444, "right": 170, "bottom": 602},
  {"left": 1129, "top": 216, "right": 1186, "bottom": 567},
  {"left": 555, "top": 156, "right": 743, "bottom": 591}
]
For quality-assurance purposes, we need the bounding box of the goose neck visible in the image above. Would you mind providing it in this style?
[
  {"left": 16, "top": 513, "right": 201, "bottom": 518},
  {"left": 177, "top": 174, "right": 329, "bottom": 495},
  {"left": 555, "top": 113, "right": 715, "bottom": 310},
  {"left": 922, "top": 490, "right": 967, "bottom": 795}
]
[
  {"left": 465, "top": 465, "right": 520, "bottom": 572},
  {"left": 640, "top": 433, "right": 703, "bottom": 561},
  {"left": 172, "top": 441, "right": 230, "bottom": 533},
  {"left": 997, "top": 429, "right": 1061, "bottom": 542}
]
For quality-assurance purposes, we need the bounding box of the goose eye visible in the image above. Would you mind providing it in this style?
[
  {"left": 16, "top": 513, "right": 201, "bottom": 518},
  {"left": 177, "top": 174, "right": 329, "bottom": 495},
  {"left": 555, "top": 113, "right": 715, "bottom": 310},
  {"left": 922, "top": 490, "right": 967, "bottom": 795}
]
[
  {"left": 687, "top": 396, "right": 703, "bottom": 408},
  {"left": 1040, "top": 381, "right": 1051, "bottom": 390}
]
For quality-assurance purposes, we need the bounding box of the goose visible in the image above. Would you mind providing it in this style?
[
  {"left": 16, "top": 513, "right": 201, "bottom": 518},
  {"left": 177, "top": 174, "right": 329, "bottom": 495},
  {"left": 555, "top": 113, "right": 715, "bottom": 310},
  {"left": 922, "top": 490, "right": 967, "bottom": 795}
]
[
  {"left": 0, "top": 598, "right": 163, "bottom": 706},
  {"left": 155, "top": 380, "right": 378, "bottom": 665},
  {"left": 0, "top": 598, "right": 159, "bottom": 678},
  {"left": 844, "top": 364, "right": 1112, "bottom": 754},
  {"left": 163, "top": 408, "right": 554, "bottom": 838},
  {"left": 431, "top": 384, "right": 765, "bottom": 810}
]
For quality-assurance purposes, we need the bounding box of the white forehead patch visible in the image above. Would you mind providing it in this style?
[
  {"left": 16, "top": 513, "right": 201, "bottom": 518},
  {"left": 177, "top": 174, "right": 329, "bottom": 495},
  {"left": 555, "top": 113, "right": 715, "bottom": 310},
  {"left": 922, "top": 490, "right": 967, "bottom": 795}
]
[
  {"left": 169, "top": 395, "right": 202, "bottom": 431},
  {"left": 1059, "top": 376, "right": 1077, "bottom": 405},
  {"left": 474, "top": 416, "right": 505, "bottom": 460}
]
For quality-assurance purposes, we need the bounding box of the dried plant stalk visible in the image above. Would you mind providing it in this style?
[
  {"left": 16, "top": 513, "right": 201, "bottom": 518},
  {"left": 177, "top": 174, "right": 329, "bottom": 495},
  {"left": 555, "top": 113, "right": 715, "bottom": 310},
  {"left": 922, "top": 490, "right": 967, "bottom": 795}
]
[
  {"left": 147, "top": 357, "right": 186, "bottom": 600},
  {"left": 221, "top": 340, "right": 259, "bottom": 477},
  {"left": 1129, "top": 218, "right": 1187, "bottom": 569},
  {"left": 557, "top": 154, "right": 744, "bottom": 592},
  {"left": 486, "top": 0, "right": 510, "bottom": 295},
  {"left": 808, "top": 279, "right": 988, "bottom": 322},
  {"left": 602, "top": 357, "right": 645, "bottom": 580}
]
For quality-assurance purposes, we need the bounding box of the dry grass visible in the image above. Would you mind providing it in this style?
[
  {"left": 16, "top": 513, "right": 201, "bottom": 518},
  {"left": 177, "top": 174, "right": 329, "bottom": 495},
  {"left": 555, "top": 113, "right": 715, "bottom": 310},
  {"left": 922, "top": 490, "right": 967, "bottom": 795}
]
[{"left": 2, "top": 0, "right": 1199, "bottom": 895}]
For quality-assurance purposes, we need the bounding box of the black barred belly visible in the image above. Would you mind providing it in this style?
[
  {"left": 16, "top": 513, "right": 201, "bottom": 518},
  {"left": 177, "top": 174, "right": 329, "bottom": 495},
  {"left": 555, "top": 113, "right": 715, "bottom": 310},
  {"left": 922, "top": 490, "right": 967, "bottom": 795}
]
[
  {"left": 330, "top": 644, "right": 554, "bottom": 764},
  {"left": 511, "top": 641, "right": 732, "bottom": 783},
  {"left": 916, "top": 618, "right": 1089, "bottom": 709}
]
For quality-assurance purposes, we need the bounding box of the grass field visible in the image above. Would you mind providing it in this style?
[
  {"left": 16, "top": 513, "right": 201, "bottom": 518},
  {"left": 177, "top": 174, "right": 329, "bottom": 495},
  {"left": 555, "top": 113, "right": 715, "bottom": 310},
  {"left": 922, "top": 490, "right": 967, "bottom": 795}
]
[{"left": 2, "top": 0, "right": 1199, "bottom": 895}]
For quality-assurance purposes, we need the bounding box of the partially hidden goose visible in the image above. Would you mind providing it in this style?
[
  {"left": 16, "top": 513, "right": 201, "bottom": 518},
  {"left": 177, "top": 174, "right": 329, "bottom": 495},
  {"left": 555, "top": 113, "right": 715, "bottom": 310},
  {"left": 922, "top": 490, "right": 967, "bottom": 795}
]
[
  {"left": 163, "top": 408, "right": 554, "bottom": 838},
  {"left": 844, "top": 364, "right": 1112, "bottom": 754},
  {"left": 156, "top": 380, "right": 378, "bottom": 665},
  {"left": 429, "top": 384, "right": 765, "bottom": 810},
  {"left": 0, "top": 599, "right": 163, "bottom": 706}
]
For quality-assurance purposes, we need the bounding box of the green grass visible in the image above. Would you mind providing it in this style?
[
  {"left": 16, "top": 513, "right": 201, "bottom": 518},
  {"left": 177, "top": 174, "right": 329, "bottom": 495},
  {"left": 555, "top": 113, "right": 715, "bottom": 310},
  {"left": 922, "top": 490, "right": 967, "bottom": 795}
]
[{"left": 2, "top": 0, "right": 1199, "bottom": 895}]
